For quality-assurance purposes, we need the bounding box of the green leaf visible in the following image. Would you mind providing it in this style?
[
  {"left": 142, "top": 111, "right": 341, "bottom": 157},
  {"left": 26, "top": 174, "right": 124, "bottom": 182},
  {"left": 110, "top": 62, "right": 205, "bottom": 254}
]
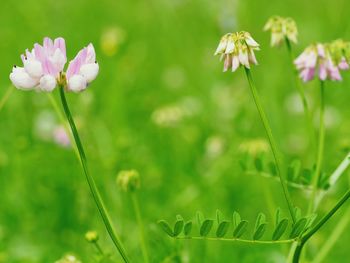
[
  {"left": 173, "top": 215, "right": 184, "bottom": 237},
  {"left": 200, "top": 219, "right": 214, "bottom": 237},
  {"left": 216, "top": 209, "right": 224, "bottom": 224},
  {"left": 254, "top": 157, "right": 263, "bottom": 172},
  {"left": 301, "top": 169, "right": 312, "bottom": 184},
  {"left": 239, "top": 159, "right": 248, "bottom": 171},
  {"left": 233, "top": 211, "right": 241, "bottom": 229},
  {"left": 272, "top": 219, "right": 288, "bottom": 240},
  {"left": 158, "top": 220, "right": 174, "bottom": 237},
  {"left": 233, "top": 220, "right": 248, "bottom": 238},
  {"left": 253, "top": 223, "right": 267, "bottom": 240},
  {"left": 216, "top": 221, "right": 230, "bottom": 238},
  {"left": 269, "top": 162, "right": 277, "bottom": 176},
  {"left": 254, "top": 213, "right": 266, "bottom": 232},
  {"left": 293, "top": 207, "right": 302, "bottom": 221},
  {"left": 290, "top": 218, "right": 308, "bottom": 238},
  {"left": 184, "top": 221, "right": 192, "bottom": 236},
  {"left": 287, "top": 160, "right": 301, "bottom": 181},
  {"left": 305, "top": 214, "right": 317, "bottom": 230},
  {"left": 275, "top": 208, "right": 282, "bottom": 226},
  {"left": 196, "top": 211, "right": 204, "bottom": 226}
]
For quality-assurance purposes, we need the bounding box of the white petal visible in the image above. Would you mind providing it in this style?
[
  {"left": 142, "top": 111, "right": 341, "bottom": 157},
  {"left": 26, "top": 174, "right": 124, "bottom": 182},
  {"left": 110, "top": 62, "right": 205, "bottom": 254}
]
[
  {"left": 239, "top": 50, "right": 250, "bottom": 68},
  {"left": 68, "top": 75, "right": 87, "bottom": 92},
  {"left": 10, "top": 67, "right": 38, "bottom": 90},
  {"left": 79, "top": 63, "right": 99, "bottom": 83},
  {"left": 50, "top": 49, "right": 67, "bottom": 72},
  {"left": 245, "top": 36, "right": 259, "bottom": 48},
  {"left": 214, "top": 37, "right": 228, "bottom": 55},
  {"left": 225, "top": 38, "right": 235, "bottom": 54},
  {"left": 231, "top": 55, "right": 240, "bottom": 72},
  {"left": 24, "top": 59, "right": 43, "bottom": 78},
  {"left": 39, "top": 75, "right": 57, "bottom": 92}
]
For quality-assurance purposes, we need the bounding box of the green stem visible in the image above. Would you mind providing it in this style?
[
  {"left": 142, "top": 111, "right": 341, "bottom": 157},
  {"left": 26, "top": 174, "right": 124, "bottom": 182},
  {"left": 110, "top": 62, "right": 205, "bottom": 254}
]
[
  {"left": 308, "top": 82, "right": 325, "bottom": 214},
  {"left": 58, "top": 86, "right": 130, "bottom": 263},
  {"left": 176, "top": 236, "right": 295, "bottom": 244},
  {"left": 244, "top": 67, "right": 296, "bottom": 223},
  {"left": 0, "top": 85, "right": 14, "bottom": 113},
  {"left": 285, "top": 38, "right": 315, "bottom": 153},
  {"left": 94, "top": 241, "right": 105, "bottom": 256},
  {"left": 131, "top": 193, "right": 149, "bottom": 263},
  {"left": 312, "top": 206, "right": 350, "bottom": 263},
  {"left": 293, "top": 189, "right": 350, "bottom": 263},
  {"left": 46, "top": 93, "right": 80, "bottom": 160}
]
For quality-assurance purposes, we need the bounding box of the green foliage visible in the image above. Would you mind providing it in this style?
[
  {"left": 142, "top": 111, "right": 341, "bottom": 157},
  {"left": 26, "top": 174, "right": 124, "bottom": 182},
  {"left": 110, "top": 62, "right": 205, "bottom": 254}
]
[{"left": 240, "top": 155, "right": 333, "bottom": 190}]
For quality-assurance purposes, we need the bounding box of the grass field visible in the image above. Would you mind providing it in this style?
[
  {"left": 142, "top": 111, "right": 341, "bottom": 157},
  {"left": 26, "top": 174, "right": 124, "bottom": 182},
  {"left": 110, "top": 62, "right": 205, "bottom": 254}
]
[{"left": 1, "top": 0, "right": 350, "bottom": 262}]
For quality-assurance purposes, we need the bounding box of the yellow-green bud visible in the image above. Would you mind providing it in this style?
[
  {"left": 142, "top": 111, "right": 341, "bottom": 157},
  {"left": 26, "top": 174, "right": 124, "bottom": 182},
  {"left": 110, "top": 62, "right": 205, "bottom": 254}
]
[
  {"left": 116, "top": 170, "right": 141, "bottom": 192},
  {"left": 85, "top": 231, "right": 99, "bottom": 243}
]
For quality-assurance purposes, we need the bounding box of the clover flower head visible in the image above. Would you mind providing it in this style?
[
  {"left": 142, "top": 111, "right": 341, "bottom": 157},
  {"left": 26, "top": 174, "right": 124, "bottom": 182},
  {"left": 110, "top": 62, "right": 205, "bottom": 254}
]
[
  {"left": 10, "top": 37, "right": 99, "bottom": 93},
  {"left": 214, "top": 31, "right": 260, "bottom": 72},
  {"left": 55, "top": 255, "right": 81, "bottom": 263},
  {"left": 264, "top": 16, "right": 298, "bottom": 47},
  {"left": 294, "top": 43, "right": 342, "bottom": 82},
  {"left": 328, "top": 39, "right": 350, "bottom": 71},
  {"left": 116, "top": 170, "right": 141, "bottom": 192}
]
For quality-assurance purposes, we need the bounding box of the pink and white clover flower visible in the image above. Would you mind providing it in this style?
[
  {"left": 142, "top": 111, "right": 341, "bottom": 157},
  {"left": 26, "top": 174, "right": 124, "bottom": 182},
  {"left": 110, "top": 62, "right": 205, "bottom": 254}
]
[{"left": 10, "top": 37, "right": 98, "bottom": 92}]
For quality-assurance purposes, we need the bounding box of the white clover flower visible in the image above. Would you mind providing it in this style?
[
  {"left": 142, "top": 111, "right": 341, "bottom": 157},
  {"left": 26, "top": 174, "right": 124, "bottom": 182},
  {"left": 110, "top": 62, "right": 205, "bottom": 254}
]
[
  {"left": 10, "top": 37, "right": 99, "bottom": 92},
  {"left": 214, "top": 31, "right": 260, "bottom": 72},
  {"left": 264, "top": 16, "right": 298, "bottom": 47}
]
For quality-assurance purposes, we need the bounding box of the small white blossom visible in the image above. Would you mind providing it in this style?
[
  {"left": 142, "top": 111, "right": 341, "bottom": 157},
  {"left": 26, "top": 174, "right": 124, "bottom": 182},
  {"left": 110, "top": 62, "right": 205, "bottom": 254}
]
[{"left": 214, "top": 31, "right": 260, "bottom": 72}]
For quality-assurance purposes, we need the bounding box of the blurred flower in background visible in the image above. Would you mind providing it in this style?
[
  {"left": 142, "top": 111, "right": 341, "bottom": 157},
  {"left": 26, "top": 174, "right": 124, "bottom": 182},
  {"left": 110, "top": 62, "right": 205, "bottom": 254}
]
[
  {"left": 151, "top": 97, "right": 201, "bottom": 128},
  {"left": 53, "top": 125, "right": 71, "bottom": 148},
  {"left": 264, "top": 16, "right": 298, "bottom": 46},
  {"left": 239, "top": 138, "right": 269, "bottom": 156},
  {"left": 33, "top": 110, "right": 71, "bottom": 148},
  {"left": 55, "top": 255, "right": 82, "bottom": 263},
  {"left": 100, "top": 26, "right": 126, "bottom": 57},
  {"left": 205, "top": 135, "right": 226, "bottom": 159},
  {"left": 162, "top": 66, "right": 186, "bottom": 90}
]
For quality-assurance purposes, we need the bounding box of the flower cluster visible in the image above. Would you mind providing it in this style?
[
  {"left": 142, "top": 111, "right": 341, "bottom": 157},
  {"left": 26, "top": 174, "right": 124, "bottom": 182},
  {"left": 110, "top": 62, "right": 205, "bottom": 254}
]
[
  {"left": 214, "top": 31, "right": 260, "bottom": 72},
  {"left": 328, "top": 39, "right": 350, "bottom": 70},
  {"left": 294, "top": 43, "right": 345, "bottom": 82},
  {"left": 264, "top": 16, "right": 298, "bottom": 47},
  {"left": 10, "top": 37, "right": 99, "bottom": 92}
]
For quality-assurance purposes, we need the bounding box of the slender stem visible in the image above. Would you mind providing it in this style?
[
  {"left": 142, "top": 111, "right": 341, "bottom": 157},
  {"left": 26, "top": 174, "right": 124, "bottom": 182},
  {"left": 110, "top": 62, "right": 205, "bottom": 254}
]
[
  {"left": 46, "top": 93, "right": 80, "bottom": 160},
  {"left": 0, "top": 85, "right": 14, "bottom": 113},
  {"left": 244, "top": 67, "right": 296, "bottom": 223},
  {"left": 285, "top": 38, "right": 315, "bottom": 153},
  {"left": 327, "top": 152, "right": 350, "bottom": 187},
  {"left": 94, "top": 241, "right": 105, "bottom": 256},
  {"left": 308, "top": 82, "right": 325, "bottom": 214},
  {"left": 58, "top": 86, "right": 130, "bottom": 263},
  {"left": 176, "top": 236, "right": 295, "bottom": 244},
  {"left": 312, "top": 206, "right": 350, "bottom": 263},
  {"left": 293, "top": 189, "right": 350, "bottom": 263},
  {"left": 131, "top": 193, "right": 149, "bottom": 263}
]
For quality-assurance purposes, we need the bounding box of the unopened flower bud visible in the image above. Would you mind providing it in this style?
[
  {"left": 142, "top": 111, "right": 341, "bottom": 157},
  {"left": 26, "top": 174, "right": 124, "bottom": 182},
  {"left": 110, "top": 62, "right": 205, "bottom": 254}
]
[
  {"left": 85, "top": 231, "right": 99, "bottom": 243},
  {"left": 116, "top": 170, "right": 140, "bottom": 192},
  {"left": 214, "top": 31, "right": 260, "bottom": 72}
]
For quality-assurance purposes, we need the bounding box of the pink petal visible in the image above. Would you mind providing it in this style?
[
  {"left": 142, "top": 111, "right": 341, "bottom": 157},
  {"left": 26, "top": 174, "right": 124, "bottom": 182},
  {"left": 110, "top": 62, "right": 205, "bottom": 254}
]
[
  {"left": 43, "top": 37, "right": 54, "bottom": 53},
  {"left": 54, "top": 37, "right": 66, "bottom": 57}
]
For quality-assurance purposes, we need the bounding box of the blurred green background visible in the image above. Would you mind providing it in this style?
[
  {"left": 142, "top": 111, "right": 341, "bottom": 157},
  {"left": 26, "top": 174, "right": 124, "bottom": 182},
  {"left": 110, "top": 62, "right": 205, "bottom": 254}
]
[{"left": 1, "top": 0, "right": 350, "bottom": 262}]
